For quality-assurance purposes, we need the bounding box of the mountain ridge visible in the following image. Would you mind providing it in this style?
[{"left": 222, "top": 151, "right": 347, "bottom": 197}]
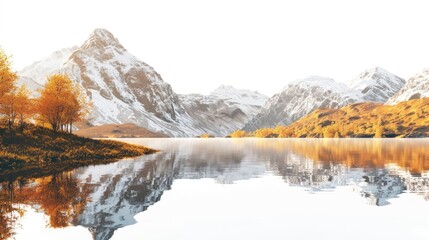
[{"left": 243, "top": 67, "right": 407, "bottom": 131}]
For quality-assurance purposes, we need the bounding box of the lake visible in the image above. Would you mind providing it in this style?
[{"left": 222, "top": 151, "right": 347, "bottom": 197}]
[{"left": 1, "top": 138, "right": 429, "bottom": 240}]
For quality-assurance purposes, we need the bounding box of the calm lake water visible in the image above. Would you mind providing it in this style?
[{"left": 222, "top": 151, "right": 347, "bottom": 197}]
[{"left": 1, "top": 138, "right": 429, "bottom": 240}]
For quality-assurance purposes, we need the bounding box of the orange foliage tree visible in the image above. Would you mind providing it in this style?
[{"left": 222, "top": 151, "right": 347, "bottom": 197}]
[
  {"left": 37, "top": 74, "right": 88, "bottom": 132},
  {"left": 0, "top": 49, "right": 18, "bottom": 129},
  {"left": 14, "top": 85, "right": 33, "bottom": 129},
  {"left": 0, "top": 49, "right": 16, "bottom": 100}
]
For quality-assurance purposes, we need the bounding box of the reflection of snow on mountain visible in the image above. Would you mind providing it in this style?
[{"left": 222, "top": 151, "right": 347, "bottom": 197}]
[{"left": 74, "top": 154, "right": 177, "bottom": 240}]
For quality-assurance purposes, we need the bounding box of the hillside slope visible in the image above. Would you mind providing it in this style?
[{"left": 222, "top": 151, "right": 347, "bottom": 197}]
[
  {"left": 245, "top": 98, "right": 429, "bottom": 138},
  {"left": 282, "top": 98, "right": 429, "bottom": 138}
]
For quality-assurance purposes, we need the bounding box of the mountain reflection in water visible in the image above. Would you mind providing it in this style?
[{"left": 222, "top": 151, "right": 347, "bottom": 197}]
[{"left": 1, "top": 138, "right": 428, "bottom": 240}]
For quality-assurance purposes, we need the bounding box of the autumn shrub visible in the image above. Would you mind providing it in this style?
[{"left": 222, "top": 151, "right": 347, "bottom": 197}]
[{"left": 229, "top": 130, "right": 248, "bottom": 138}]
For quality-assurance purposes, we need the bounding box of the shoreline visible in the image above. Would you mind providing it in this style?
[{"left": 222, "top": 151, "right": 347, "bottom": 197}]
[{"left": 0, "top": 125, "right": 157, "bottom": 182}]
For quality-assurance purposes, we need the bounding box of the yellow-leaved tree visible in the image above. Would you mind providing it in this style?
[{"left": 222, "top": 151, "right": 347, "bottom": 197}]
[
  {"left": 0, "top": 49, "right": 18, "bottom": 130},
  {"left": 229, "top": 129, "right": 248, "bottom": 138},
  {"left": 14, "top": 85, "right": 33, "bottom": 129},
  {"left": 0, "top": 49, "right": 16, "bottom": 99},
  {"left": 37, "top": 74, "right": 89, "bottom": 132}
]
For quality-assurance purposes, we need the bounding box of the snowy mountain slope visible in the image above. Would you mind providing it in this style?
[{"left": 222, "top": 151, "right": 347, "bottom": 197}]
[
  {"left": 179, "top": 85, "right": 268, "bottom": 136},
  {"left": 19, "top": 47, "right": 78, "bottom": 88},
  {"left": 243, "top": 76, "right": 363, "bottom": 131},
  {"left": 210, "top": 85, "right": 268, "bottom": 114},
  {"left": 16, "top": 76, "right": 42, "bottom": 96},
  {"left": 386, "top": 68, "right": 429, "bottom": 105},
  {"left": 348, "top": 67, "right": 405, "bottom": 103}
]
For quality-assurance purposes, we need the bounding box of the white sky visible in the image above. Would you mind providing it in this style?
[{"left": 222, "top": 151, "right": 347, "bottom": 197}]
[{"left": 1, "top": 0, "right": 429, "bottom": 96}]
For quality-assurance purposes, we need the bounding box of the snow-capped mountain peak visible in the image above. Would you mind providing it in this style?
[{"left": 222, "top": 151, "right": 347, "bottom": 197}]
[
  {"left": 347, "top": 67, "right": 405, "bottom": 103},
  {"left": 81, "top": 28, "right": 125, "bottom": 50}
]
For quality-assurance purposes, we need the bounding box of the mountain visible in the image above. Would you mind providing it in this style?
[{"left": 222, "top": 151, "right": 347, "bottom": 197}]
[
  {"left": 348, "top": 67, "right": 405, "bottom": 103},
  {"left": 179, "top": 85, "right": 267, "bottom": 136},
  {"left": 61, "top": 29, "right": 205, "bottom": 137},
  {"left": 386, "top": 68, "right": 429, "bottom": 105},
  {"left": 19, "top": 29, "right": 268, "bottom": 137},
  {"left": 243, "top": 68, "right": 405, "bottom": 132},
  {"left": 243, "top": 76, "right": 363, "bottom": 131},
  {"left": 19, "top": 29, "right": 205, "bottom": 137}
]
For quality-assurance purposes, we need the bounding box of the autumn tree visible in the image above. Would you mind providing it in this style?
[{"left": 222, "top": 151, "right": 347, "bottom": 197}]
[
  {"left": 14, "top": 85, "right": 33, "bottom": 129},
  {"left": 374, "top": 122, "right": 384, "bottom": 138},
  {"left": 37, "top": 74, "right": 88, "bottom": 132},
  {"left": 0, "top": 49, "right": 16, "bottom": 100},
  {"left": 0, "top": 92, "right": 16, "bottom": 130},
  {"left": 254, "top": 128, "right": 275, "bottom": 138},
  {"left": 274, "top": 125, "right": 293, "bottom": 138},
  {"left": 0, "top": 49, "right": 18, "bottom": 131}
]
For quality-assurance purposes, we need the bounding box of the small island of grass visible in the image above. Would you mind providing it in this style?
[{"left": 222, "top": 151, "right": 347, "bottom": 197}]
[{"left": 0, "top": 124, "right": 156, "bottom": 181}]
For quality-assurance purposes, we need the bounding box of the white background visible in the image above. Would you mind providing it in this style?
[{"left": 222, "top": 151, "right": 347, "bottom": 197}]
[{"left": 1, "top": 0, "right": 429, "bottom": 96}]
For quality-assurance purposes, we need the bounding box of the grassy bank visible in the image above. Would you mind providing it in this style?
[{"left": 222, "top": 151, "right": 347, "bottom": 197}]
[{"left": 0, "top": 124, "right": 156, "bottom": 181}]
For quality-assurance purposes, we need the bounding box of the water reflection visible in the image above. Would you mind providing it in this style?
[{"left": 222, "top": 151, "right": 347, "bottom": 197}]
[{"left": 1, "top": 138, "right": 429, "bottom": 240}]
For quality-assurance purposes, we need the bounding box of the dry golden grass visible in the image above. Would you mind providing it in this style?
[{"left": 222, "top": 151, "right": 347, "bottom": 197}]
[{"left": 0, "top": 124, "right": 156, "bottom": 181}]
